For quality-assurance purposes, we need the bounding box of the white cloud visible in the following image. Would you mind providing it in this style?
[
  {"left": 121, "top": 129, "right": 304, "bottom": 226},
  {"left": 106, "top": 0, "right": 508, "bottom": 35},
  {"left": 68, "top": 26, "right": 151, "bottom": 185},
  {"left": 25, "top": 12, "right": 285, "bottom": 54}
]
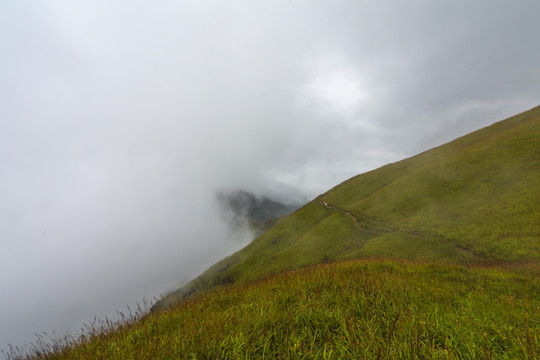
[{"left": 305, "top": 56, "right": 370, "bottom": 119}]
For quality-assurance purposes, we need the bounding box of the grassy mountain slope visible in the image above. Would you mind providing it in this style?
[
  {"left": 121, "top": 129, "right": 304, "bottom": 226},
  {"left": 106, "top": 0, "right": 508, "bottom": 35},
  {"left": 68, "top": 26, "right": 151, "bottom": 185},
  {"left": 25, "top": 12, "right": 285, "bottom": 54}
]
[
  {"left": 35, "top": 261, "right": 540, "bottom": 359},
  {"left": 16, "top": 106, "right": 540, "bottom": 359},
  {"left": 156, "top": 105, "right": 540, "bottom": 309}
]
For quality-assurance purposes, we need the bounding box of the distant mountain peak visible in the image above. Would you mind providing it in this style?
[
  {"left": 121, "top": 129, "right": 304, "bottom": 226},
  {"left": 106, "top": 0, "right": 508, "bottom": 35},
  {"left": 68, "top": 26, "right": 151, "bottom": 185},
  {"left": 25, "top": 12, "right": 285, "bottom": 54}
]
[{"left": 216, "top": 189, "right": 303, "bottom": 230}]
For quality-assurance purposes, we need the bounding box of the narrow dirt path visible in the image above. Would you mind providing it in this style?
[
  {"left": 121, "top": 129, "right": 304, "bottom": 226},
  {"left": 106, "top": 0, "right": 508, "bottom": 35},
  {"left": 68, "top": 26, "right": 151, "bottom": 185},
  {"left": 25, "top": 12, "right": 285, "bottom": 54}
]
[
  {"left": 324, "top": 203, "right": 362, "bottom": 228},
  {"left": 320, "top": 202, "right": 486, "bottom": 262}
]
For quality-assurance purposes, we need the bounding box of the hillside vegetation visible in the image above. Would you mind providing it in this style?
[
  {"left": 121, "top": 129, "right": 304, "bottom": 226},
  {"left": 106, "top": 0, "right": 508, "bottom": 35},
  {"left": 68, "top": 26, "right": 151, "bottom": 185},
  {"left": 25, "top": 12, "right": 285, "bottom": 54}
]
[
  {"left": 21, "top": 261, "right": 540, "bottom": 359},
  {"left": 156, "top": 105, "right": 540, "bottom": 309}
]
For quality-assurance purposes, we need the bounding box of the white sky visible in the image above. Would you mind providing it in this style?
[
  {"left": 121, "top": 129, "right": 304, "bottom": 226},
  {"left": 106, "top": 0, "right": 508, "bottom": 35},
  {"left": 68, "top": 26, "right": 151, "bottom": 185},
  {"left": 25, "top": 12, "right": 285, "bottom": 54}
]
[{"left": 1, "top": 0, "right": 539, "bottom": 352}]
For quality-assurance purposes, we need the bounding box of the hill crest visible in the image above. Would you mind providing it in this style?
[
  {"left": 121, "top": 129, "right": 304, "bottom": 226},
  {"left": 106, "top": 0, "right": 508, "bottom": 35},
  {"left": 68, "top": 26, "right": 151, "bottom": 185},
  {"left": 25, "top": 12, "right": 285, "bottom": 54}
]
[{"left": 154, "top": 105, "right": 540, "bottom": 310}]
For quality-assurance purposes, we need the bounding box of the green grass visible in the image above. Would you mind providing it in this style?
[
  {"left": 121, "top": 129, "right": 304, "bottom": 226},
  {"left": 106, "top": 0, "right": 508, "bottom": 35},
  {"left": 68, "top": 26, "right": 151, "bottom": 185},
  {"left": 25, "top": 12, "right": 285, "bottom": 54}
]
[
  {"left": 156, "top": 105, "right": 540, "bottom": 310},
  {"left": 18, "top": 260, "right": 540, "bottom": 359}
]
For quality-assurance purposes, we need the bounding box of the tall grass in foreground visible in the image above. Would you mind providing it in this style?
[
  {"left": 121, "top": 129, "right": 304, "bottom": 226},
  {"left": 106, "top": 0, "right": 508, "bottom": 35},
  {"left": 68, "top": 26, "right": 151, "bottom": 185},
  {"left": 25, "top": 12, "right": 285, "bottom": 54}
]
[
  {"left": 7, "top": 260, "right": 540, "bottom": 359},
  {"left": 2, "top": 301, "right": 152, "bottom": 360}
]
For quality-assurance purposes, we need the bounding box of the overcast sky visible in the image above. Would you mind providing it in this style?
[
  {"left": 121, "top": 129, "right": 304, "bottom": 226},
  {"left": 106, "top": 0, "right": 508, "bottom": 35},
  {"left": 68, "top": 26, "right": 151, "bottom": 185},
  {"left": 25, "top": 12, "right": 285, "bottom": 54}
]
[{"left": 1, "top": 0, "right": 539, "bottom": 352}]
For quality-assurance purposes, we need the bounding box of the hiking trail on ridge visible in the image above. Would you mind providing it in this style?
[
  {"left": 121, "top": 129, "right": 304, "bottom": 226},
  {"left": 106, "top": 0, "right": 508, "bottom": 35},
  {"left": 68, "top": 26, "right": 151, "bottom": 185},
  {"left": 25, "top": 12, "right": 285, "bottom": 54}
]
[{"left": 323, "top": 202, "right": 362, "bottom": 228}]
